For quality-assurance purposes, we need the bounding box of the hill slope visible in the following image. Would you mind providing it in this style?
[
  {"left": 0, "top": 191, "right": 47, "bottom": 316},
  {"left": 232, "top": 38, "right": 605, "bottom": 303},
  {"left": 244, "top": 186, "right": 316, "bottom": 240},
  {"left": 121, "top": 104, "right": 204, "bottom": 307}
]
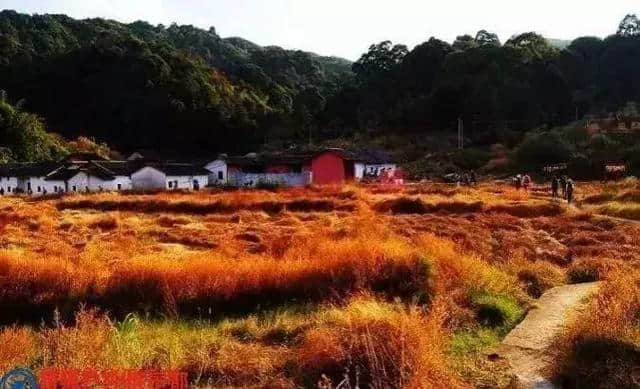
[{"left": 0, "top": 10, "right": 353, "bottom": 154}]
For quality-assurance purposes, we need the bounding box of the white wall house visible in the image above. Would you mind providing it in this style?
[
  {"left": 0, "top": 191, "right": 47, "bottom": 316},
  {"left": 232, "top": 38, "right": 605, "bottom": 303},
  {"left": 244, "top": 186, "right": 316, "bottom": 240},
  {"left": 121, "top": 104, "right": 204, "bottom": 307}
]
[
  {"left": 204, "top": 159, "right": 228, "bottom": 185},
  {"left": 131, "top": 165, "right": 209, "bottom": 191},
  {"left": 19, "top": 176, "right": 66, "bottom": 195},
  {"left": 131, "top": 166, "right": 166, "bottom": 190},
  {"left": 71, "top": 173, "right": 132, "bottom": 192}
]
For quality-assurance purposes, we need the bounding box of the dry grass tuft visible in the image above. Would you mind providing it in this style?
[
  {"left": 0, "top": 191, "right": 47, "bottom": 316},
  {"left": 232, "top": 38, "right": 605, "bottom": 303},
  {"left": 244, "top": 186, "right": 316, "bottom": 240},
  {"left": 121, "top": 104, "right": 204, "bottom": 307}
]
[
  {"left": 0, "top": 326, "right": 36, "bottom": 373},
  {"left": 566, "top": 257, "right": 631, "bottom": 283},
  {"left": 552, "top": 270, "right": 640, "bottom": 388},
  {"left": 88, "top": 214, "right": 119, "bottom": 230}
]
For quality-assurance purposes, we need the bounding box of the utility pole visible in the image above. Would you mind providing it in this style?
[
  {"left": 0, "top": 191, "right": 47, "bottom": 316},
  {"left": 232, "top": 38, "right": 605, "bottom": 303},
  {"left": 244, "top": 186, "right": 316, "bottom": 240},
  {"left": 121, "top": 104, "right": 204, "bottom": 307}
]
[{"left": 457, "top": 117, "right": 464, "bottom": 150}]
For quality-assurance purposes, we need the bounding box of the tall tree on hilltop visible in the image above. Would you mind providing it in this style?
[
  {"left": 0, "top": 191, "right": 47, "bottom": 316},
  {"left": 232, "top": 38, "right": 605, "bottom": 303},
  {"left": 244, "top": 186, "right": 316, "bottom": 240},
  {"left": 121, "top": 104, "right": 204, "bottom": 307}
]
[
  {"left": 506, "top": 32, "right": 556, "bottom": 59},
  {"left": 452, "top": 35, "right": 478, "bottom": 51},
  {"left": 475, "top": 30, "right": 501, "bottom": 47},
  {"left": 352, "top": 41, "right": 408, "bottom": 83},
  {"left": 617, "top": 14, "right": 640, "bottom": 37}
]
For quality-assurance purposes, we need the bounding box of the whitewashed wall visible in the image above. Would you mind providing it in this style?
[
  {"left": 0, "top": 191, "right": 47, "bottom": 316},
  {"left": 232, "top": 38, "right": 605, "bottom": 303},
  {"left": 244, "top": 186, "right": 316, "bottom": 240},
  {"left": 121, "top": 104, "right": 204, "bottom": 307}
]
[
  {"left": 83, "top": 175, "right": 132, "bottom": 192},
  {"left": 229, "top": 172, "right": 312, "bottom": 187},
  {"left": 0, "top": 177, "right": 17, "bottom": 194},
  {"left": 132, "top": 167, "right": 166, "bottom": 190},
  {"left": 193, "top": 175, "right": 208, "bottom": 190},
  {"left": 204, "top": 159, "right": 227, "bottom": 185},
  {"left": 363, "top": 164, "right": 397, "bottom": 176},
  {"left": 67, "top": 172, "right": 90, "bottom": 193},
  {"left": 110, "top": 176, "right": 133, "bottom": 191},
  {"left": 354, "top": 163, "right": 365, "bottom": 180},
  {"left": 166, "top": 175, "right": 194, "bottom": 190},
  {"left": 18, "top": 177, "right": 65, "bottom": 195}
]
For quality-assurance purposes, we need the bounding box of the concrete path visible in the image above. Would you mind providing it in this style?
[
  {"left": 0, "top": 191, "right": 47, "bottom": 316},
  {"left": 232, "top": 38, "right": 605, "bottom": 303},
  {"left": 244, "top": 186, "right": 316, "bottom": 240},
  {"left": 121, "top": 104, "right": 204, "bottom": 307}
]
[{"left": 492, "top": 282, "right": 601, "bottom": 388}]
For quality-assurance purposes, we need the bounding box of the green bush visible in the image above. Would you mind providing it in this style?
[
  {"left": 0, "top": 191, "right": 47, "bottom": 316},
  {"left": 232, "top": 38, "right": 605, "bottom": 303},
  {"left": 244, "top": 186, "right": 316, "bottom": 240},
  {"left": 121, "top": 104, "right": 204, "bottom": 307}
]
[
  {"left": 471, "top": 292, "right": 524, "bottom": 332},
  {"left": 513, "top": 131, "right": 574, "bottom": 171},
  {"left": 452, "top": 148, "right": 491, "bottom": 170}
]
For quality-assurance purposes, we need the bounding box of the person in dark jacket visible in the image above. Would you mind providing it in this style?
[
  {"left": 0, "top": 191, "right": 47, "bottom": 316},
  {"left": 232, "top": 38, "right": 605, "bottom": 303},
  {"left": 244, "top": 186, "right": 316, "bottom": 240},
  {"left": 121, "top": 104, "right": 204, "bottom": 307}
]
[
  {"left": 566, "top": 179, "right": 575, "bottom": 204},
  {"left": 551, "top": 176, "right": 559, "bottom": 198}
]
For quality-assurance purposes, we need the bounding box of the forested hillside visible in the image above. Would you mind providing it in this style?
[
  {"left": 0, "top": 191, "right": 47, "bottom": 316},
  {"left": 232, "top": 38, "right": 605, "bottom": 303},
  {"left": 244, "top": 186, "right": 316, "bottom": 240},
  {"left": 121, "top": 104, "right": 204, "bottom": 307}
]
[
  {"left": 321, "top": 15, "right": 640, "bottom": 145},
  {"left": 0, "top": 10, "right": 352, "bottom": 154},
  {"left": 3, "top": 10, "right": 640, "bottom": 163}
]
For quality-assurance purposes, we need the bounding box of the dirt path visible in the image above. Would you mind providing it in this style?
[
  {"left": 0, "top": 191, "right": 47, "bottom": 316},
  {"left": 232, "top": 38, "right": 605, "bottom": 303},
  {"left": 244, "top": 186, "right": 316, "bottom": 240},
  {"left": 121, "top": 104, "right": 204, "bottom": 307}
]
[{"left": 492, "top": 282, "right": 601, "bottom": 388}]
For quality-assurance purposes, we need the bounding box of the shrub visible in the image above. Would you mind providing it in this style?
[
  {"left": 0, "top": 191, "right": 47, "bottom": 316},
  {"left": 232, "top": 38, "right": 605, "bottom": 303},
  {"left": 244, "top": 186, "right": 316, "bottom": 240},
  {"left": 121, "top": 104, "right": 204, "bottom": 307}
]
[
  {"left": 452, "top": 148, "right": 491, "bottom": 170},
  {"left": 513, "top": 260, "right": 564, "bottom": 298},
  {"left": 470, "top": 292, "right": 524, "bottom": 331},
  {"left": 566, "top": 257, "right": 627, "bottom": 284},
  {"left": 513, "top": 131, "right": 574, "bottom": 171},
  {"left": 552, "top": 271, "right": 640, "bottom": 388},
  {"left": 294, "top": 299, "right": 464, "bottom": 388},
  {"left": 555, "top": 337, "right": 640, "bottom": 389}
]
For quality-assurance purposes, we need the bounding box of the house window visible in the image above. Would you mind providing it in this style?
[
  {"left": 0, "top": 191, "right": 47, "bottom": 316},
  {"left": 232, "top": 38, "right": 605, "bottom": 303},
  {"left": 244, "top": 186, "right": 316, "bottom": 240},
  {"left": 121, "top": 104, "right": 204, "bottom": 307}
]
[
  {"left": 27, "top": 182, "right": 31, "bottom": 191},
  {"left": 168, "top": 181, "right": 173, "bottom": 188},
  {"left": 37, "top": 186, "right": 41, "bottom": 193},
  {"left": 174, "top": 180, "right": 178, "bottom": 189},
  {"left": 72, "top": 186, "right": 76, "bottom": 192},
  {"left": 53, "top": 186, "right": 58, "bottom": 192},
  {"left": 117, "top": 184, "right": 122, "bottom": 190},
  {"left": 218, "top": 171, "right": 223, "bottom": 180},
  {"left": 7, "top": 187, "right": 10, "bottom": 193}
]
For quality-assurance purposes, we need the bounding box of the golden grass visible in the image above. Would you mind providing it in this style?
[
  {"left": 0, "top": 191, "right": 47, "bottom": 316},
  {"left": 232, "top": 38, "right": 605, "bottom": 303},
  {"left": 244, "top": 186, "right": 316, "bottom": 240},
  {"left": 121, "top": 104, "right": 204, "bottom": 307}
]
[
  {"left": 0, "top": 182, "right": 638, "bottom": 387},
  {"left": 3, "top": 298, "right": 464, "bottom": 388}
]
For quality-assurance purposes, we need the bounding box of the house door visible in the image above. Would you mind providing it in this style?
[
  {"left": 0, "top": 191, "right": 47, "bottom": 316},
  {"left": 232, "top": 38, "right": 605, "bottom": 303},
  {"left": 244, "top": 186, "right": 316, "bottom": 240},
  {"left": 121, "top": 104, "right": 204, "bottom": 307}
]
[{"left": 193, "top": 180, "right": 200, "bottom": 190}]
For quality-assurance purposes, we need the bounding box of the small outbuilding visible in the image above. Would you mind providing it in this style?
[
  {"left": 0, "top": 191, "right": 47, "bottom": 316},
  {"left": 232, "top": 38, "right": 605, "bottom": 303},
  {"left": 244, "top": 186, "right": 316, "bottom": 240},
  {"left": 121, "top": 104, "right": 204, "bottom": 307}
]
[
  {"left": 211, "top": 153, "right": 312, "bottom": 187},
  {"left": 311, "top": 149, "right": 397, "bottom": 185},
  {"left": 311, "top": 149, "right": 357, "bottom": 185},
  {"left": 131, "top": 164, "right": 210, "bottom": 191}
]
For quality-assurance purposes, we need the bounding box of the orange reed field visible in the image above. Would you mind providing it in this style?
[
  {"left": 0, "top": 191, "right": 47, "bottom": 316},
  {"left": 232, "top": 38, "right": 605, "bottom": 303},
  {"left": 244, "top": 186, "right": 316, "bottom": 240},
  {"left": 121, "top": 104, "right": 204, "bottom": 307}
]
[{"left": 0, "top": 181, "right": 639, "bottom": 388}]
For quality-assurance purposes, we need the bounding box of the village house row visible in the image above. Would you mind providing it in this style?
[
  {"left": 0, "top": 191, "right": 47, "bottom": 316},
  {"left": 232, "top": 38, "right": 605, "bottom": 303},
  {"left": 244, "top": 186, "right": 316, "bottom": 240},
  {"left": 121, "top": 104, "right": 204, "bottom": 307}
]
[{"left": 0, "top": 149, "right": 398, "bottom": 195}]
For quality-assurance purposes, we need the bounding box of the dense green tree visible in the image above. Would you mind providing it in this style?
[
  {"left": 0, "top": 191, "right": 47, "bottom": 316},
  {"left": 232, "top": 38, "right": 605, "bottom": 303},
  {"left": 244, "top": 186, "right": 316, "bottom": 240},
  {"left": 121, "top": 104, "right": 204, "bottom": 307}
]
[
  {"left": 617, "top": 14, "right": 640, "bottom": 37},
  {"left": 452, "top": 35, "right": 478, "bottom": 51},
  {"left": 0, "top": 92, "right": 67, "bottom": 161},
  {"left": 475, "top": 30, "right": 501, "bottom": 47},
  {"left": 505, "top": 32, "right": 556, "bottom": 59},
  {"left": 352, "top": 41, "right": 409, "bottom": 82}
]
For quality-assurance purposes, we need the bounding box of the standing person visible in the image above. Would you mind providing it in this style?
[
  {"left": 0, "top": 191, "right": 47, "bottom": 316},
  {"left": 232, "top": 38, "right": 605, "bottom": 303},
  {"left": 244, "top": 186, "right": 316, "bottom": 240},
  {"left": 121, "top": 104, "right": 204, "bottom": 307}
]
[
  {"left": 462, "top": 172, "right": 470, "bottom": 186},
  {"left": 470, "top": 171, "right": 477, "bottom": 186},
  {"left": 559, "top": 176, "right": 567, "bottom": 199},
  {"left": 522, "top": 174, "right": 532, "bottom": 191},
  {"left": 515, "top": 174, "right": 522, "bottom": 190},
  {"left": 566, "top": 179, "right": 575, "bottom": 204},
  {"left": 551, "top": 176, "right": 559, "bottom": 198}
]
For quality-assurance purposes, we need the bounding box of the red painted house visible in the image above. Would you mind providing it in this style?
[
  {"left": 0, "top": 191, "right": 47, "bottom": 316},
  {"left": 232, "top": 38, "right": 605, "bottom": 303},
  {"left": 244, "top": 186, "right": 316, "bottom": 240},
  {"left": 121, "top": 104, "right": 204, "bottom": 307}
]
[{"left": 311, "top": 149, "right": 357, "bottom": 185}]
